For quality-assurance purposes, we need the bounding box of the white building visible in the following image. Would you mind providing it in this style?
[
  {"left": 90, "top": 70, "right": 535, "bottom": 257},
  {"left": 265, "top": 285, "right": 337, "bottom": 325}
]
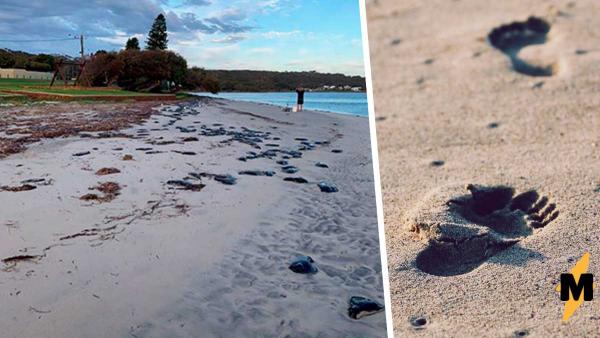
[{"left": 0, "top": 68, "right": 53, "bottom": 80}]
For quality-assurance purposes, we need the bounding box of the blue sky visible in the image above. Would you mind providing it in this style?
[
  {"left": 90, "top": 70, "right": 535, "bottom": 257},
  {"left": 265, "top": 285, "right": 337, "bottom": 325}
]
[{"left": 0, "top": 0, "right": 366, "bottom": 75}]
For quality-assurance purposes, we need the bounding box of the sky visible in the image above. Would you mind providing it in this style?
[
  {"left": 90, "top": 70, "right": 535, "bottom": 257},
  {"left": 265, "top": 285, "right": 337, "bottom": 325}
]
[{"left": 0, "top": 0, "right": 366, "bottom": 76}]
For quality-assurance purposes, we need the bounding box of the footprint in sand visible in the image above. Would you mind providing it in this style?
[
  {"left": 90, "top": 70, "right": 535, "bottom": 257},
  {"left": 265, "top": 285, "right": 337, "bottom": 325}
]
[
  {"left": 488, "top": 16, "right": 558, "bottom": 77},
  {"left": 404, "top": 184, "right": 559, "bottom": 276}
]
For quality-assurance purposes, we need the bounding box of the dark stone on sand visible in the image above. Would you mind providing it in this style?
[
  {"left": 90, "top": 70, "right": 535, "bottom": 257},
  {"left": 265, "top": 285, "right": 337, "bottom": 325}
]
[
  {"left": 146, "top": 151, "right": 164, "bottom": 154},
  {"left": 112, "top": 147, "right": 124, "bottom": 151},
  {"left": 190, "top": 172, "right": 237, "bottom": 185},
  {"left": 1, "top": 184, "right": 37, "bottom": 192},
  {"left": 318, "top": 181, "right": 338, "bottom": 193},
  {"left": 265, "top": 143, "right": 279, "bottom": 147},
  {"left": 299, "top": 142, "right": 315, "bottom": 150},
  {"left": 532, "top": 81, "right": 544, "bottom": 89},
  {"left": 430, "top": 160, "right": 445, "bottom": 167},
  {"left": 348, "top": 296, "right": 384, "bottom": 320},
  {"left": 487, "top": 122, "right": 500, "bottom": 129},
  {"left": 20, "top": 178, "right": 47, "bottom": 184},
  {"left": 166, "top": 180, "right": 205, "bottom": 191},
  {"left": 214, "top": 174, "right": 237, "bottom": 185},
  {"left": 315, "top": 162, "right": 328, "bottom": 168},
  {"left": 276, "top": 160, "right": 289, "bottom": 165},
  {"left": 182, "top": 137, "right": 199, "bottom": 142},
  {"left": 136, "top": 147, "right": 153, "bottom": 151},
  {"left": 172, "top": 150, "right": 197, "bottom": 156},
  {"left": 155, "top": 140, "right": 176, "bottom": 145},
  {"left": 410, "top": 316, "right": 428, "bottom": 328},
  {"left": 176, "top": 126, "right": 196, "bottom": 133},
  {"left": 97, "top": 132, "right": 128, "bottom": 138},
  {"left": 331, "top": 149, "right": 343, "bottom": 153},
  {"left": 238, "top": 170, "right": 276, "bottom": 177},
  {"left": 289, "top": 256, "right": 318, "bottom": 274},
  {"left": 73, "top": 151, "right": 91, "bottom": 157},
  {"left": 281, "top": 165, "right": 299, "bottom": 174},
  {"left": 283, "top": 177, "right": 308, "bottom": 184},
  {"left": 513, "top": 329, "right": 529, "bottom": 337},
  {"left": 294, "top": 137, "right": 308, "bottom": 141},
  {"left": 198, "top": 125, "right": 270, "bottom": 149}
]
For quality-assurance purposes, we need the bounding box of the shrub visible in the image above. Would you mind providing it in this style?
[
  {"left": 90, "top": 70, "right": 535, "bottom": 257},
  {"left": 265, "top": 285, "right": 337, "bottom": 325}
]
[
  {"left": 80, "top": 52, "right": 124, "bottom": 86},
  {"left": 183, "top": 67, "right": 220, "bottom": 94},
  {"left": 117, "top": 50, "right": 171, "bottom": 92},
  {"left": 81, "top": 50, "right": 191, "bottom": 92},
  {"left": 25, "top": 61, "right": 52, "bottom": 72}
]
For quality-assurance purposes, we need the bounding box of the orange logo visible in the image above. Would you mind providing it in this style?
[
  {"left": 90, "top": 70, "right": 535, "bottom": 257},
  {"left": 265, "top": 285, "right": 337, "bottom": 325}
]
[{"left": 555, "top": 252, "right": 594, "bottom": 321}]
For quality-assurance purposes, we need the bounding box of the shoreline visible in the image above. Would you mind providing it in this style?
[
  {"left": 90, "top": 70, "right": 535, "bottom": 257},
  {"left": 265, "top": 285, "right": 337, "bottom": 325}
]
[
  {"left": 0, "top": 97, "right": 386, "bottom": 337},
  {"left": 189, "top": 92, "right": 369, "bottom": 117}
]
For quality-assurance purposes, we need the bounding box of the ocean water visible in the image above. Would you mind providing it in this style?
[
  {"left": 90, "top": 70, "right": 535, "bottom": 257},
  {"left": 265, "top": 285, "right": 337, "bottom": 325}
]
[{"left": 192, "top": 92, "right": 369, "bottom": 117}]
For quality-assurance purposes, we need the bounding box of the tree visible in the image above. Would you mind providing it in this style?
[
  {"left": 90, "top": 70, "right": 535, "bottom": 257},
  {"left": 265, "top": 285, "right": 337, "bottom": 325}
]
[
  {"left": 116, "top": 50, "right": 187, "bottom": 92},
  {"left": 33, "top": 54, "right": 55, "bottom": 69},
  {"left": 0, "top": 51, "right": 16, "bottom": 68},
  {"left": 183, "top": 67, "right": 220, "bottom": 94},
  {"left": 146, "top": 14, "right": 168, "bottom": 50},
  {"left": 125, "top": 37, "right": 140, "bottom": 50},
  {"left": 80, "top": 52, "right": 123, "bottom": 87},
  {"left": 26, "top": 61, "right": 51, "bottom": 72}
]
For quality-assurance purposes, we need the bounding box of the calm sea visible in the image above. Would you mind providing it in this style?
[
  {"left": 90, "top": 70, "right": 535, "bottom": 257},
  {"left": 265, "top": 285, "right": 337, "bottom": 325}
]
[{"left": 192, "top": 92, "right": 369, "bottom": 117}]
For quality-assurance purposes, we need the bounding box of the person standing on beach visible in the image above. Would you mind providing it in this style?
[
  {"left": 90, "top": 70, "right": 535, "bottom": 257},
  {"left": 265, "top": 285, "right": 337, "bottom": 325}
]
[{"left": 296, "top": 87, "right": 305, "bottom": 112}]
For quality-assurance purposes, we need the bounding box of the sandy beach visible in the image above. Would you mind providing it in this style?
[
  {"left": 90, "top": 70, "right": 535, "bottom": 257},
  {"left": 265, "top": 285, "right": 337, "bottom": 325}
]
[
  {"left": 367, "top": 0, "right": 599, "bottom": 337},
  {"left": 0, "top": 98, "right": 386, "bottom": 337}
]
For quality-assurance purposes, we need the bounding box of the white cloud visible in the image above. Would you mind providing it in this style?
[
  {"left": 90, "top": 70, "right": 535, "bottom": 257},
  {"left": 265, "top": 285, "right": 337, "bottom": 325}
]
[
  {"left": 261, "top": 30, "right": 301, "bottom": 39},
  {"left": 96, "top": 33, "right": 143, "bottom": 46},
  {"left": 211, "top": 34, "right": 247, "bottom": 44}
]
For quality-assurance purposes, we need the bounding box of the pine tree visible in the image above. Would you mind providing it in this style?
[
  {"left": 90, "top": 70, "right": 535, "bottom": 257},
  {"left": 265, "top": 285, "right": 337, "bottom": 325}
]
[
  {"left": 125, "top": 37, "right": 140, "bottom": 50},
  {"left": 146, "top": 14, "right": 168, "bottom": 50}
]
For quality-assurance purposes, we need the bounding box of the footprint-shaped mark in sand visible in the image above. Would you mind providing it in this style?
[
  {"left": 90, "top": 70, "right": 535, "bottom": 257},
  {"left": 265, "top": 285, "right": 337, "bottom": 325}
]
[
  {"left": 405, "top": 184, "right": 559, "bottom": 276},
  {"left": 488, "top": 16, "right": 558, "bottom": 76}
]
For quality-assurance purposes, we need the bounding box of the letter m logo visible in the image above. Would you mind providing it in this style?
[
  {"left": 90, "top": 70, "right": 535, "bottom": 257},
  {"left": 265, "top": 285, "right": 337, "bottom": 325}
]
[{"left": 560, "top": 273, "right": 594, "bottom": 301}]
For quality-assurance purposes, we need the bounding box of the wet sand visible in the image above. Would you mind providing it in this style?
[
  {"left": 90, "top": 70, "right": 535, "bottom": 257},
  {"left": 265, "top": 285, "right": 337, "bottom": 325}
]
[
  {"left": 367, "top": 0, "right": 599, "bottom": 337},
  {"left": 0, "top": 98, "right": 386, "bottom": 337}
]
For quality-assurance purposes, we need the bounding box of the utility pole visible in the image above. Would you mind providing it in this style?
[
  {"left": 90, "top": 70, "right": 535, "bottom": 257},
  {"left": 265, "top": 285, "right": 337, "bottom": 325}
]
[
  {"left": 80, "top": 35, "right": 84, "bottom": 60},
  {"left": 75, "top": 34, "right": 85, "bottom": 86}
]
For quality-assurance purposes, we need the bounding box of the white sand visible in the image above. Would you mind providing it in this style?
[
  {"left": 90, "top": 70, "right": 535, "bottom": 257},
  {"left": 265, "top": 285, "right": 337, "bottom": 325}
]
[
  {"left": 0, "top": 98, "right": 386, "bottom": 337},
  {"left": 367, "top": 0, "right": 600, "bottom": 336}
]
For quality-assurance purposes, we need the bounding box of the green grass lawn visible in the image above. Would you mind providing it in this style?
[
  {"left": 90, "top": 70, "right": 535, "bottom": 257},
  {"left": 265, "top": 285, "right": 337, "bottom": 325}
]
[
  {"left": 0, "top": 78, "right": 52, "bottom": 90},
  {"left": 0, "top": 78, "right": 161, "bottom": 96},
  {"left": 24, "top": 88, "right": 150, "bottom": 96}
]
